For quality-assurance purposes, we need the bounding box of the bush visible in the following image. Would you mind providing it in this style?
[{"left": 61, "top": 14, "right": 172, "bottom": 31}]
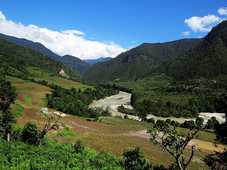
[
  {"left": 206, "top": 117, "right": 220, "bottom": 129},
  {"left": 147, "top": 118, "right": 155, "bottom": 124},
  {"left": 181, "top": 120, "right": 195, "bottom": 130},
  {"left": 73, "top": 140, "right": 85, "bottom": 154},
  {"left": 0, "top": 138, "right": 123, "bottom": 170},
  {"left": 11, "top": 125, "right": 22, "bottom": 141},
  {"left": 22, "top": 122, "right": 39, "bottom": 145},
  {"left": 122, "top": 147, "right": 152, "bottom": 170}
]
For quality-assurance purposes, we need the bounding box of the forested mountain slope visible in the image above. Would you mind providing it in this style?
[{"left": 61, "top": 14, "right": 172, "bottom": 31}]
[
  {"left": 164, "top": 20, "right": 227, "bottom": 80},
  {"left": 0, "top": 33, "right": 89, "bottom": 74},
  {"left": 60, "top": 55, "right": 90, "bottom": 74},
  {"left": 0, "top": 37, "right": 78, "bottom": 79},
  {"left": 84, "top": 39, "right": 201, "bottom": 82}
]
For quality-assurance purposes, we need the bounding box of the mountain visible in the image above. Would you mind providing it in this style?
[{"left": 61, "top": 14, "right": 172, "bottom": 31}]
[
  {"left": 164, "top": 20, "right": 227, "bottom": 80},
  {"left": 0, "top": 37, "right": 79, "bottom": 79},
  {"left": 0, "top": 33, "right": 90, "bottom": 74},
  {"left": 84, "top": 39, "right": 201, "bottom": 82},
  {"left": 61, "top": 55, "right": 90, "bottom": 74},
  {"left": 84, "top": 57, "right": 112, "bottom": 65},
  {"left": 0, "top": 33, "right": 60, "bottom": 61}
]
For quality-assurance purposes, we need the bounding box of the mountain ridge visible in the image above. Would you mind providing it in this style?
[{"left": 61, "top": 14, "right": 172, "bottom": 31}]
[{"left": 84, "top": 38, "right": 201, "bottom": 82}]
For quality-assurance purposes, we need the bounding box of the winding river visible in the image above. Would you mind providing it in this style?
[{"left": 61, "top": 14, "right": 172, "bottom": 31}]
[{"left": 90, "top": 91, "right": 226, "bottom": 124}]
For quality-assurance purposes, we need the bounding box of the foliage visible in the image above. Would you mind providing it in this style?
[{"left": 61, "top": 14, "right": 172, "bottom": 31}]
[
  {"left": 0, "top": 138, "right": 123, "bottom": 170},
  {"left": 215, "top": 122, "right": 227, "bottom": 144},
  {"left": 47, "top": 85, "right": 118, "bottom": 118},
  {"left": 56, "top": 127, "right": 76, "bottom": 137},
  {"left": 148, "top": 117, "right": 204, "bottom": 170},
  {"left": 21, "top": 122, "right": 40, "bottom": 145},
  {"left": 125, "top": 76, "right": 227, "bottom": 118},
  {"left": 122, "top": 147, "right": 152, "bottom": 170},
  {"left": 205, "top": 117, "right": 220, "bottom": 129},
  {"left": 0, "top": 78, "right": 16, "bottom": 141},
  {"left": 73, "top": 140, "right": 85, "bottom": 154}
]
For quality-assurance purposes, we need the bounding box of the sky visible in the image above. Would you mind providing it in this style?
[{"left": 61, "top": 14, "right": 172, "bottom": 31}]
[{"left": 0, "top": 0, "right": 226, "bottom": 59}]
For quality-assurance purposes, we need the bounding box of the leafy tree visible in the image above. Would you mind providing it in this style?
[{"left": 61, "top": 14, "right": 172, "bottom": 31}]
[
  {"left": 195, "top": 117, "right": 204, "bottom": 129},
  {"left": 22, "top": 122, "right": 39, "bottom": 145},
  {"left": 181, "top": 120, "right": 195, "bottom": 130},
  {"left": 148, "top": 118, "right": 203, "bottom": 170},
  {"left": 0, "top": 78, "right": 16, "bottom": 141},
  {"left": 216, "top": 123, "right": 227, "bottom": 144},
  {"left": 205, "top": 117, "right": 219, "bottom": 129},
  {"left": 38, "top": 110, "right": 63, "bottom": 145},
  {"left": 122, "top": 147, "right": 152, "bottom": 170}
]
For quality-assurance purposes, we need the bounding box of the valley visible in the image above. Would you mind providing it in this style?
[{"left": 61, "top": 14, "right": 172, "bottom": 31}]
[
  {"left": 6, "top": 76, "right": 225, "bottom": 169},
  {"left": 91, "top": 90, "right": 226, "bottom": 124},
  {"left": 0, "top": 10, "right": 227, "bottom": 169}
]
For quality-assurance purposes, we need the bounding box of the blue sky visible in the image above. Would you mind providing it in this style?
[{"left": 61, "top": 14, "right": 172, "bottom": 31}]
[{"left": 0, "top": 0, "right": 226, "bottom": 59}]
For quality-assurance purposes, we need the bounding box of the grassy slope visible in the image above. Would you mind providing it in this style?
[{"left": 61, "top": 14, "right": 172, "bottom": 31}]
[
  {"left": 27, "top": 67, "right": 91, "bottom": 89},
  {"left": 8, "top": 76, "right": 215, "bottom": 169}
]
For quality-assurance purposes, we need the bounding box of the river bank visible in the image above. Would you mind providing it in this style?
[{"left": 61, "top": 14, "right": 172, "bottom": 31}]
[{"left": 90, "top": 91, "right": 226, "bottom": 124}]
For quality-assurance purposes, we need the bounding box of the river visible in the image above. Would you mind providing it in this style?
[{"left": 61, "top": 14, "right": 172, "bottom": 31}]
[{"left": 90, "top": 91, "right": 226, "bottom": 124}]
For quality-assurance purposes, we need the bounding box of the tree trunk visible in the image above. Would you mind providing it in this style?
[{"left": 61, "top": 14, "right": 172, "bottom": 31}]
[
  {"left": 7, "top": 133, "right": 10, "bottom": 142},
  {"left": 177, "top": 158, "right": 184, "bottom": 170}
]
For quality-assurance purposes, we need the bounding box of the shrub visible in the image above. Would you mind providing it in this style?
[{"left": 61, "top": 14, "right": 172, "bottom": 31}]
[
  {"left": 122, "top": 147, "right": 152, "bottom": 170},
  {"left": 22, "top": 122, "right": 39, "bottom": 145}
]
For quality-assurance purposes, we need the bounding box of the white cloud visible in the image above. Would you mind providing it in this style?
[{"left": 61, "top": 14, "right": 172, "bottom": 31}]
[
  {"left": 218, "top": 7, "right": 227, "bottom": 16},
  {"left": 0, "top": 11, "right": 6, "bottom": 20},
  {"left": 0, "top": 11, "right": 126, "bottom": 59},
  {"left": 181, "top": 31, "right": 190, "bottom": 36},
  {"left": 62, "top": 29, "right": 85, "bottom": 36},
  {"left": 184, "top": 15, "right": 221, "bottom": 32}
]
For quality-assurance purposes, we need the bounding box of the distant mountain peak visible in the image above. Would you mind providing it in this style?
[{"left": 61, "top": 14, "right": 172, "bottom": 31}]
[{"left": 84, "top": 57, "right": 112, "bottom": 65}]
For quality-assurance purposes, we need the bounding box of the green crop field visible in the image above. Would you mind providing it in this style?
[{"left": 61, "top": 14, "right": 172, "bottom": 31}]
[{"left": 27, "top": 67, "right": 91, "bottom": 89}]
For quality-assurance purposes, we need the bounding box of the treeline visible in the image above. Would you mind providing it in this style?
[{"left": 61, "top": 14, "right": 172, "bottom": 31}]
[
  {"left": 47, "top": 84, "right": 118, "bottom": 118},
  {"left": 130, "top": 78, "right": 227, "bottom": 118}
]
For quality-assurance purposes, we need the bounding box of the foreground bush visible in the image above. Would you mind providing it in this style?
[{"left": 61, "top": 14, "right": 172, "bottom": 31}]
[{"left": 0, "top": 139, "right": 122, "bottom": 170}]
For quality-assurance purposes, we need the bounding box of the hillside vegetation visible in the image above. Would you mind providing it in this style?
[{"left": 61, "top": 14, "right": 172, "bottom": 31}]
[
  {"left": 84, "top": 39, "right": 200, "bottom": 82},
  {"left": 0, "top": 37, "right": 79, "bottom": 79}
]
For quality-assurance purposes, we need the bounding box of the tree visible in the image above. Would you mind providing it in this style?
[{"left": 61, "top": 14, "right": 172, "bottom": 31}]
[
  {"left": 216, "top": 123, "right": 227, "bottom": 144},
  {"left": 122, "top": 147, "right": 152, "bottom": 170},
  {"left": 180, "top": 120, "right": 195, "bottom": 130},
  {"left": 195, "top": 117, "right": 204, "bottom": 129},
  {"left": 148, "top": 118, "right": 203, "bottom": 170},
  {"left": 22, "top": 122, "right": 39, "bottom": 145},
  {"left": 206, "top": 117, "right": 219, "bottom": 129},
  {"left": 0, "top": 79, "right": 16, "bottom": 141},
  {"left": 38, "top": 110, "right": 63, "bottom": 145}
]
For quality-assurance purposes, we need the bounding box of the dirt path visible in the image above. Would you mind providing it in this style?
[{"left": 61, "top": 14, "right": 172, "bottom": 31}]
[{"left": 124, "top": 129, "right": 227, "bottom": 153}]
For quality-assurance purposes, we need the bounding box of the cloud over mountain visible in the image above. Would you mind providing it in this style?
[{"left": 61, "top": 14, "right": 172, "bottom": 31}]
[
  {"left": 184, "top": 15, "right": 221, "bottom": 32},
  {"left": 218, "top": 7, "right": 227, "bottom": 16},
  {"left": 0, "top": 11, "right": 126, "bottom": 59}
]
